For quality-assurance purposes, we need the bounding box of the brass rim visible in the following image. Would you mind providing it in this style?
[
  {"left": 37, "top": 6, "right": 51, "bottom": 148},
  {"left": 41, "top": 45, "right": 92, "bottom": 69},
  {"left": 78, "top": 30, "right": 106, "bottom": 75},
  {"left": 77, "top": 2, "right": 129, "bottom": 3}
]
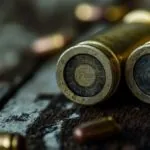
[
  {"left": 78, "top": 40, "right": 121, "bottom": 96},
  {"left": 126, "top": 43, "right": 150, "bottom": 103},
  {"left": 56, "top": 42, "right": 120, "bottom": 105}
]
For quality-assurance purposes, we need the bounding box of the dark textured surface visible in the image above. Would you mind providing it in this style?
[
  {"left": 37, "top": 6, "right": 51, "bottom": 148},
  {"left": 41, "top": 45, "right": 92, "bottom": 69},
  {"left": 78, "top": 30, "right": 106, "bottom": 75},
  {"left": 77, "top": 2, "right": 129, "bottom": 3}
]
[
  {"left": 27, "top": 84, "right": 150, "bottom": 150},
  {"left": 2, "top": 47, "right": 150, "bottom": 150},
  {"left": 1, "top": 45, "right": 150, "bottom": 150}
]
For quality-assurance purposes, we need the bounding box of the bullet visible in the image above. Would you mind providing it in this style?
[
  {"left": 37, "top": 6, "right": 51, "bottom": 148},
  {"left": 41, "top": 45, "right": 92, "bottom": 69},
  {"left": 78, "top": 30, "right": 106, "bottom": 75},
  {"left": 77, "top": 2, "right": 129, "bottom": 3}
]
[
  {"left": 56, "top": 11, "right": 150, "bottom": 105},
  {"left": 0, "top": 133, "right": 26, "bottom": 150},
  {"left": 73, "top": 117, "right": 121, "bottom": 144},
  {"left": 126, "top": 42, "right": 150, "bottom": 104},
  {"left": 75, "top": 3, "right": 103, "bottom": 22},
  {"left": 74, "top": 2, "right": 129, "bottom": 33},
  {"left": 31, "top": 29, "right": 75, "bottom": 55},
  {"left": 75, "top": 2, "right": 129, "bottom": 23},
  {"left": 123, "top": 10, "right": 150, "bottom": 24}
]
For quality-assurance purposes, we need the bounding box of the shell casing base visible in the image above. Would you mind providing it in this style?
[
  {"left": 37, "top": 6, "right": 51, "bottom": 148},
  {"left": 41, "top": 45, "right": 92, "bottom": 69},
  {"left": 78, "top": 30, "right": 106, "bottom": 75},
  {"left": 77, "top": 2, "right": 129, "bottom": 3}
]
[
  {"left": 56, "top": 40, "right": 120, "bottom": 105},
  {"left": 126, "top": 42, "right": 150, "bottom": 103}
]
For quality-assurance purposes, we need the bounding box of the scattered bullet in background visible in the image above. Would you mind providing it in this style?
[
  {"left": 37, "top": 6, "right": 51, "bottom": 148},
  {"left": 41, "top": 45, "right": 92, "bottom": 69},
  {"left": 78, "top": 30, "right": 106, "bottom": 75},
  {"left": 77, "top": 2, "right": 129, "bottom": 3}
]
[
  {"left": 73, "top": 117, "right": 121, "bottom": 144},
  {"left": 75, "top": 3, "right": 103, "bottom": 22},
  {"left": 123, "top": 10, "right": 150, "bottom": 24},
  {"left": 126, "top": 41, "right": 150, "bottom": 104},
  {"left": 0, "top": 132, "right": 26, "bottom": 150},
  {"left": 31, "top": 29, "right": 75, "bottom": 55}
]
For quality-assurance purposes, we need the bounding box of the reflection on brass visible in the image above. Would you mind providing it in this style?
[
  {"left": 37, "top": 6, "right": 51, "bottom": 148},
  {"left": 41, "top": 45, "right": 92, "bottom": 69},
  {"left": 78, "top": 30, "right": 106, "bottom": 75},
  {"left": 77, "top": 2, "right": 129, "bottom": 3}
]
[
  {"left": 56, "top": 11, "right": 150, "bottom": 105},
  {"left": 0, "top": 133, "right": 26, "bottom": 150},
  {"left": 123, "top": 10, "right": 150, "bottom": 24},
  {"left": 75, "top": 3, "right": 129, "bottom": 22},
  {"left": 126, "top": 42, "right": 150, "bottom": 104},
  {"left": 73, "top": 116, "right": 121, "bottom": 143},
  {"left": 32, "top": 30, "right": 74, "bottom": 55}
]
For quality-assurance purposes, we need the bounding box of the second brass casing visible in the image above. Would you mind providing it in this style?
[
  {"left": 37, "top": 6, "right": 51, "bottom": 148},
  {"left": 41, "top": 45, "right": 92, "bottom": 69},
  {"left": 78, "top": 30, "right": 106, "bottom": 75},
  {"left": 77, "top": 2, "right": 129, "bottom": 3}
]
[
  {"left": 73, "top": 116, "right": 121, "bottom": 143},
  {"left": 126, "top": 41, "right": 150, "bottom": 104},
  {"left": 57, "top": 23, "right": 150, "bottom": 105}
]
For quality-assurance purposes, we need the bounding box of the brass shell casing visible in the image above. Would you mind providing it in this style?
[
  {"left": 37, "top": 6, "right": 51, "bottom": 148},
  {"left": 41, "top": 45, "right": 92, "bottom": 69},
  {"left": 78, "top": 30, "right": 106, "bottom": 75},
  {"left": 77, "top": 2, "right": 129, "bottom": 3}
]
[
  {"left": 0, "top": 133, "right": 26, "bottom": 150},
  {"left": 56, "top": 22, "right": 150, "bottom": 105},
  {"left": 126, "top": 42, "right": 150, "bottom": 104},
  {"left": 57, "top": 22, "right": 150, "bottom": 105}
]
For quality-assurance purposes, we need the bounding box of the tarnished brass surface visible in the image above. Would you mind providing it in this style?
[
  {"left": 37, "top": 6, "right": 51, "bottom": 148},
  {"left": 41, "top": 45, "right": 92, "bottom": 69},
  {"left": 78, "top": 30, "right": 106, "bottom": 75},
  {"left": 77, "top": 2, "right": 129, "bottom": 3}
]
[
  {"left": 57, "top": 10, "right": 150, "bottom": 105},
  {"left": 73, "top": 116, "right": 121, "bottom": 143},
  {"left": 126, "top": 42, "right": 150, "bottom": 104}
]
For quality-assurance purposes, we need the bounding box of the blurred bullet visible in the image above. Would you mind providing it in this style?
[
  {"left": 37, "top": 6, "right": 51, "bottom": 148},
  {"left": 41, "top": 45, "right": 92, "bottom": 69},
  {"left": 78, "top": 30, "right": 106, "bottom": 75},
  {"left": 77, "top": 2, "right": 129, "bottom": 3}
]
[
  {"left": 57, "top": 14, "right": 150, "bottom": 105},
  {"left": 74, "top": 2, "right": 129, "bottom": 33},
  {"left": 123, "top": 10, "right": 150, "bottom": 24},
  {"left": 75, "top": 3, "right": 104, "bottom": 22},
  {"left": 31, "top": 29, "right": 75, "bottom": 55},
  {"left": 0, "top": 132, "right": 26, "bottom": 150},
  {"left": 73, "top": 117, "right": 121, "bottom": 144},
  {"left": 75, "top": 3, "right": 129, "bottom": 23},
  {"left": 126, "top": 41, "right": 150, "bottom": 104}
]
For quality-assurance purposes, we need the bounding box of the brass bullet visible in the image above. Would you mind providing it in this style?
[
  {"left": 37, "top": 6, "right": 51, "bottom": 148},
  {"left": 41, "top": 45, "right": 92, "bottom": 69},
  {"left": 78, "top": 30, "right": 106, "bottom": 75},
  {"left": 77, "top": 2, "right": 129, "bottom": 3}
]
[
  {"left": 75, "top": 3, "right": 103, "bottom": 22},
  {"left": 75, "top": 2, "right": 129, "bottom": 23},
  {"left": 126, "top": 41, "right": 150, "bottom": 104},
  {"left": 124, "top": 10, "right": 150, "bottom": 104},
  {"left": 31, "top": 29, "right": 75, "bottom": 55},
  {"left": 56, "top": 10, "right": 150, "bottom": 105},
  {"left": 73, "top": 117, "right": 121, "bottom": 144},
  {"left": 123, "top": 10, "right": 150, "bottom": 24},
  {"left": 0, "top": 133, "right": 26, "bottom": 150}
]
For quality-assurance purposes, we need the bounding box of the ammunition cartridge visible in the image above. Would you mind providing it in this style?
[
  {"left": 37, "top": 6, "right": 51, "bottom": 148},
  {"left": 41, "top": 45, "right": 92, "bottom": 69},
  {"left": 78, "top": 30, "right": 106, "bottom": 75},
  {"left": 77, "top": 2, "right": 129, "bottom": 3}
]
[
  {"left": 56, "top": 21, "right": 150, "bottom": 105},
  {"left": 32, "top": 28, "right": 75, "bottom": 55},
  {"left": 75, "top": 2, "right": 129, "bottom": 23},
  {"left": 73, "top": 116, "right": 121, "bottom": 143},
  {"left": 0, "top": 133, "right": 26, "bottom": 150},
  {"left": 75, "top": 2, "right": 129, "bottom": 32},
  {"left": 126, "top": 42, "right": 150, "bottom": 103},
  {"left": 124, "top": 10, "right": 150, "bottom": 104}
]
